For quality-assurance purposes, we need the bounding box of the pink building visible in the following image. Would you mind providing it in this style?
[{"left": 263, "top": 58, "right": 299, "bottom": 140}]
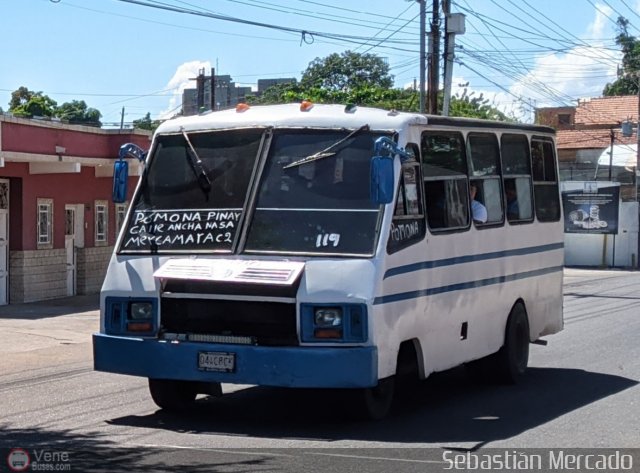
[{"left": 0, "top": 114, "right": 151, "bottom": 303}]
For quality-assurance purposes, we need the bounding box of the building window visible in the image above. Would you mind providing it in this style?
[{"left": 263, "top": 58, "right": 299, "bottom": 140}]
[
  {"left": 115, "top": 203, "right": 127, "bottom": 238},
  {"left": 558, "top": 114, "right": 571, "bottom": 125},
  {"left": 37, "top": 199, "right": 53, "bottom": 249},
  {"left": 65, "top": 208, "right": 75, "bottom": 236},
  {"left": 0, "top": 182, "right": 8, "bottom": 210},
  {"left": 95, "top": 200, "right": 108, "bottom": 245}
]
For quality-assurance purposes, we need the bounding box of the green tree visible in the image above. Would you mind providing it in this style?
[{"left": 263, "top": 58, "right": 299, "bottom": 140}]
[
  {"left": 9, "top": 86, "right": 34, "bottom": 109},
  {"left": 8, "top": 87, "right": 103, "bottom": 126},
  {"left": 449, "top": 85, "right": 510, "bottom": 121},
  {"left": 603, "top": 17, "right": 640, "bottom": 96},
  {"left": 249, "top": 52, "right": 508, "bottom": 121},
  {"left": 133, "top": 112, "right": 161, "bottom": 132},
  {"left": 300, "top": 51, "right": 393, "bottom": 91},
  {"left": 57, "top": 100, "right": 102, "bottom": 126},
  {"left": 9, "top": 87, "right": 57, "bottom": 118}
]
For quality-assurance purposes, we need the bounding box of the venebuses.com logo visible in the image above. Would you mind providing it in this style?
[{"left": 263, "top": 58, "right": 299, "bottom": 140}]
[
  {"left": 6, "top": 448, "right": 30, "bottom": 472},
  {"left": 6, "top": 447, "right": 71, "bottom": 471}
]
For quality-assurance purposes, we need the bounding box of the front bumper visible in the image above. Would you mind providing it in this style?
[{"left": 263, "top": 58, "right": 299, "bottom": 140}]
[{"left": 93, "top": 333, "right": 378, "bottom": 388}]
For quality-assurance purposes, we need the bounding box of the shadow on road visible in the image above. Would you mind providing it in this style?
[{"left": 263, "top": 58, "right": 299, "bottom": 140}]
[
  {"left": 0, "top": 426, "right": 280, "bottom": 472},
  {"left": 105, "top": 367, "right": 637, "bottom": 447},
  {"left": 0, "top": 295, "right": 99, "bottom": 320},
  {"left": 1, "top": 367, "right": 635, "bottom": 470}
]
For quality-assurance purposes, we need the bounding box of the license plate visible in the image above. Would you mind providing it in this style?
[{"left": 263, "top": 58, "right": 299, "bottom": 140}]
[{"left": 198, "top": 351, "right": 235, "bottom": 372}]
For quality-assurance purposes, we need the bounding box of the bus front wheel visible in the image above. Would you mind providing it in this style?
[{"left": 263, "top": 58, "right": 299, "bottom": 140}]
[
  {"left": 148, "top": 378, "right": 198, "bottom": 411},
  {"left": 349, "top": 376, "right": 395, "bottom": 421}
]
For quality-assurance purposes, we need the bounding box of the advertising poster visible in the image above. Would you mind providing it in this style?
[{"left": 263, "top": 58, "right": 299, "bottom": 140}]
[{"left": 561, "top": 182, "right": 620, "bottom": 234}]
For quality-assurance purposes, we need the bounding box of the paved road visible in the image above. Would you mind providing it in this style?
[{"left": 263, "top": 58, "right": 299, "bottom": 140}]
[{"left": 0, "top": 269, "right": 638, "bottom": 472}]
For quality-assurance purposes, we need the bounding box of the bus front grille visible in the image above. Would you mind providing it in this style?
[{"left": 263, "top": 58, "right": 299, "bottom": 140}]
[{"left": 160, "top": 298, "right": 298, "bottom": 347}]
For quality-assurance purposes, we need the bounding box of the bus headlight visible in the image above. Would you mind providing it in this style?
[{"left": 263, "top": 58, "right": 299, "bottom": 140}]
[
  {"left": 129, "top": 301, "right": 153, "bottom": 320},
  {"left": 314, "top": 307, "right": 343, "bottom": 327},
  {"left": 104, "top": 297, "right": 157, "bottom": 336},
  {"left": 301, "top": 304, "right": 367, "bottom": 343}
]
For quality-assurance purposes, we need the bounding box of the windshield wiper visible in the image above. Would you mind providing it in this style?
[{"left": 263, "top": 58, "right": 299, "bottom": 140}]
[
  {"left": 181, "top": 127, "right": 212, "bottom": 196},
  {"left": 283, "top": 124, "right": 369, "bottom": 169}
]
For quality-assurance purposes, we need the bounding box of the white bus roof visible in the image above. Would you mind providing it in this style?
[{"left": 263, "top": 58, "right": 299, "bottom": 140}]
[
  {"left": 155, "top": 103, "right": 556, "bottom": 135},
  {"left": 156, "top": 103, "right": 424, "bottom": 134}
]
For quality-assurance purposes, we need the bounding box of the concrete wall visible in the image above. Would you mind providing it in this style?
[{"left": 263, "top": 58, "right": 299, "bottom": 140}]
[
  {"left": 10, "top": 249, "right": 67, "bottom": 303},
  {"left": 76, "top": 246, "right": 113, "bottom": 295},
  {"left": 9, "top": 246, "right": 113, "bottom": 303}
]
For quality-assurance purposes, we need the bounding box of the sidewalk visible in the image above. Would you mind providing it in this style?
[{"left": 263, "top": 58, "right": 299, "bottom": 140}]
[
  {"left": 0, "top": 294, "right": 99, "bottom": 320},
  {"left": 0, "top": 295, "right": 100, "bottom": 373}
]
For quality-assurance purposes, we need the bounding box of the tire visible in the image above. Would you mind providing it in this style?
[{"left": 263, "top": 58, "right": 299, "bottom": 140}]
[
  {"left": 395, "top": 341, "right": 421, "bottom": 398},
  {"left": 148, "top": 378, "right": 198, "bottom": 411},
  {"left": 466, "top": 303, "right": 530, "bottom": 384},
  {"left": 349, "top": 376, "right": 396, "bottom": 421},
  {"left": 494, "top": 302, "right": 530, "bottom": 384}
]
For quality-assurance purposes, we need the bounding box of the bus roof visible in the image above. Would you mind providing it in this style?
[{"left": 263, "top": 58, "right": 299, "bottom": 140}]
[{"left": 155, "top": 103, "right": 556, "bottom": 136}]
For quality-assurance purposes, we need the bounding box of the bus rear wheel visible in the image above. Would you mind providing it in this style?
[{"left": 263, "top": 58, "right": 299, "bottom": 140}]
[
  {"left": 466, "top": 303, "right": 530, "bottom": 384},
  {"left": 495, "top": 302, "right": 530, "bottom": 383},
  {"left": 148, "top": 378, "right": 198, "bottom": 411}
]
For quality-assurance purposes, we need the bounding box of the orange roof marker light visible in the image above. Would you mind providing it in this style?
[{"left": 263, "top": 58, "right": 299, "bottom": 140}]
[
  {"left": 236, "top": 103, "right": 250, "bottom": 113},
  {"left": 300, "top": 100, "right": 314, "bottom": 112}
]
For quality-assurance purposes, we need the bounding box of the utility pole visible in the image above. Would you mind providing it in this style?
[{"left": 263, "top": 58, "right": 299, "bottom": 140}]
[
  {"left": 214, "top": 67, "right": 217, "bottom": 112},
  {"left": 119, "top": 107, "right": 125, "bottom": 131},
  {"left": 636, "top": 77, "right": 640, "bottom": 267},
  {"left": 609, "top": 128, "right": 615, "bottom": 182},
  {"left": 196, "top": 68, "right": 205, "bottom": 112},
  {"left": 442, "top": 3, "right": 465, "bottom": 116},
  {"left": 427, "top": 0, "right": 440, "bottom": 115},
  {"left": 636, "top": 77, "right": 640, "bottom": 201},
  {"left": 419, "top": 0, "right": 426, "bottom": 113}
]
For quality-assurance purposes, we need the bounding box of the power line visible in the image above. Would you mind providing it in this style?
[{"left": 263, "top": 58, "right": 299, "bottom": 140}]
[
  {"left": 106, "top": 0, "right": 418, "bottom": 47},
  {"left": 356, "top": 3, "right": 417, "bottom": 54}
]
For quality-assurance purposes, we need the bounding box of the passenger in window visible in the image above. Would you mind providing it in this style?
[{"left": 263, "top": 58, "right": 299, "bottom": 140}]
[
  {"left": 470, "top": 181, "right": 487, "bottom": 223},
  {"left": 505, "top": 180, "right": 519, "bottom": 220}
]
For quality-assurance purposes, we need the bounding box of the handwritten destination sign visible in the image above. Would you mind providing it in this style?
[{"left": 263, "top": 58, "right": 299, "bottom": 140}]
[{"left": 121, "top": 209, "right": 242, "bottom": 251}]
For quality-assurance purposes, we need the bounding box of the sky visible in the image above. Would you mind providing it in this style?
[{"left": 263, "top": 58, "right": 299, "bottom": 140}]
[{"left": 1, "top": 0, "right": 639, "bottom": 126}]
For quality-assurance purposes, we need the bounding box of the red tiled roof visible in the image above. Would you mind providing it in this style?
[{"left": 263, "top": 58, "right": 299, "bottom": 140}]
[
  {"left": 574, "top": 96, "right": 638, "bottom": 126},
  {"left": 557, "top": 128, "right": 638, "bottom": 149}
]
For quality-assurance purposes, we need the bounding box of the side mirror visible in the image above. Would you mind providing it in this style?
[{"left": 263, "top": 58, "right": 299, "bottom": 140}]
[
  {"left": 112, "top": 160, "right": 129, "bottom": 203},
  {"left": 370, "top": 155, "right": 395, "bottom": 205},
  {"left": 113, "top": 143, "right": 147, "bottom": 203}
]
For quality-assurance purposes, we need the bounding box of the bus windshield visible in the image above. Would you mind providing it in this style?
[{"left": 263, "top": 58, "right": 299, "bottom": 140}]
[{"left": 119, "top": 128, "right": 383, "bottom": 256}]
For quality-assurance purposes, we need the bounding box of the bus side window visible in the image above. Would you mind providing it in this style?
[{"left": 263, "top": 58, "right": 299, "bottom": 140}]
[
  {"left": 531, "top": 138, "right": 561, "bottom": 222},
  {"left": 421, "top": 131, "right": 470, "bottom": 231},
  {"left": 388, "top": 143, "right": 426, "bottom": 254},
  {"left": 501, "top": 134, "right": 533, "bottom": 223},
  {"left": 467, "top": 133, "right": 504, "bottom": 225}
]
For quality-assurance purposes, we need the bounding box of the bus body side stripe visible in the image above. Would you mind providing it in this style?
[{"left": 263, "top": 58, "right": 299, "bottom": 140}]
[
  {"left": 374, "top": 265, "right": 563, "bottom": 305},
  {"left": 383, "top": 242, "right": 564, "bottom": 280}
]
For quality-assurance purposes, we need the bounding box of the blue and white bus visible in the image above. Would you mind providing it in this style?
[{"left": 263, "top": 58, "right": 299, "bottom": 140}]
[{"left": 93, "top": 102, "right": 564, "bottom": 420}]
